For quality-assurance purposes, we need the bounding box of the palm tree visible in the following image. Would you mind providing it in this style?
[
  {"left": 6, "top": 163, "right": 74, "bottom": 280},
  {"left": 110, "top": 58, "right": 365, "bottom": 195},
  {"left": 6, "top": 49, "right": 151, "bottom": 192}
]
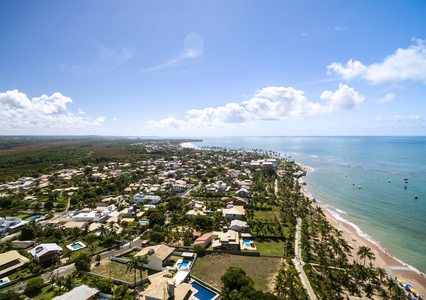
[
  {"left": 99, "top": 224, "right": 107, "bottom": 238},
  {"left": 376, "top": 267, "right": 387, "bottom": 285},
  {"left": 357, "top": 246, "right": 376, "bottom": 266},
  {"left": 126, "top": 256, "right": 139, "bottom": 288},
  {"left": 135, "top": 255, "right": 149, "bottom": 285},
  {"left": 62, "top": 248, "right": 72, "bottom": 262}
]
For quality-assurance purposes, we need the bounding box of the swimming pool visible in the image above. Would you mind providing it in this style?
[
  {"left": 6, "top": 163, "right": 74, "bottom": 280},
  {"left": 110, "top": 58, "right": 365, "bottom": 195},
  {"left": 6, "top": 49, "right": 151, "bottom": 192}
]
[
  {"left": 28, "top": 216, "right": 42, "bottom": 221},
  {"left": 242, "top": 239, "right": 251, "bottom": 246},
  {"left": 192, "top": 282, "right": 216, "bottom": 300},
  {"left": 67, "top": 241, "right": 86, "bottom": 251},
  {"left": 177, "top": 260, "right": 190, "bottom": 269},
  {"left": 71, "top": 243, "right": 83, "bottom": 250},
  {"left": 140, "top": 221, "right": 149, "bottom": 225}
]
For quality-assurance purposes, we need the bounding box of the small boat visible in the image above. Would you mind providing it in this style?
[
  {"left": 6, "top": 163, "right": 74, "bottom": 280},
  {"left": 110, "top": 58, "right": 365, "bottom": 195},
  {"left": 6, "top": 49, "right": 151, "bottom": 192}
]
[
  {"left": 358, "top": 186, "right": 362, "bottom": 189},
  {"left": 389, "top": 180, "right": 391, "bottom": 183},
  {"left": 414, "top": 195, "right": 418, "bottom": 199}
]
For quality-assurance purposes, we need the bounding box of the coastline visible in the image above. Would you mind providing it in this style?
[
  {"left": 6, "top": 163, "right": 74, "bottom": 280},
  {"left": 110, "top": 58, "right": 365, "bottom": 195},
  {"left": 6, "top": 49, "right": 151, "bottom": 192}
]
[{"left": 300, "top": 176, "right": 426, "bottom": 296}]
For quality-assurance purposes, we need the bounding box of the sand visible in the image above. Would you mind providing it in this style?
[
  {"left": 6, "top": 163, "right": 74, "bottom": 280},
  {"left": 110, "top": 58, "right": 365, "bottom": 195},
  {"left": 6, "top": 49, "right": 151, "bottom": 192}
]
[{"left": 316, "top": 202, "right": 426, "bottom": 297}]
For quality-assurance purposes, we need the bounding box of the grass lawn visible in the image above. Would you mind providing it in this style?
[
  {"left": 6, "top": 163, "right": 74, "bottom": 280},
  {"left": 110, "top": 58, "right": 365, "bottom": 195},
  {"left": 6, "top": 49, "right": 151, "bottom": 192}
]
[
  {"left": 254, "top": 239, "right": 285, "bottom": 255},
  {"left": 191, "top": 253, "right": 281, "bottom": 292},
  {"left": 91, "top": 260, "right": 153, "bottom": 283},
  {"left": 253, "top": 210, "right": 275, "bottom": 220},
  {"left": 32, "top": 284, "right": 65, "bottom": 300}
]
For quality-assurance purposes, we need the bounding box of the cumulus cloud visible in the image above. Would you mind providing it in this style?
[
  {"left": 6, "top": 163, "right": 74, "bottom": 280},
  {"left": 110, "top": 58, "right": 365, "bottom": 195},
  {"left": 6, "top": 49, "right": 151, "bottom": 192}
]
[
  {"left": 327, "top": 38, "right": 426, "bottom": 84},
  {"left": 0, "top": 89, "right": 105, "bottom": 130},
  {"left": 376, "top": 93, "right": 395, "bottom": 104},
  {"left": 320, "top": 83, "right": 365, "bottom": 111},
  {"left": 145, "top": 84, "right": 364, "bottom": 130}
]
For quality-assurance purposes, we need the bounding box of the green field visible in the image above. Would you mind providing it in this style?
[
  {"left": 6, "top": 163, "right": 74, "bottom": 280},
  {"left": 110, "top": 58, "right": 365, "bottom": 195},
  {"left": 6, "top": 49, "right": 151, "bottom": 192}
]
[{"left": 191, "top": 253, "right": 281, "bottom": 292}]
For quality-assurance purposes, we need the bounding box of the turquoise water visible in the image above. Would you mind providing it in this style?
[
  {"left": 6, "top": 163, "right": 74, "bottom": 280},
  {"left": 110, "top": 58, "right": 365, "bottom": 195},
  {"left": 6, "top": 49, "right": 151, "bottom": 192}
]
[
  {"left": 242, "top": 239, "right": 251, "bottom": 246},
  {"left": 140, "top": 221, "right": 149, "bottom": 225},
  {"left": 71, "top": 243, "right": 83, "bottom": 250},
  {"left": 196, "top": 136, "right": 426, "bottom": 274},
  {"left": 28, "top": 215, "right": 42, "bottom": 220},
  {"left": 192, "top": 282, "right": 216, "bottom": 300},
  {"left": 177, "top": 260, "right": 190, "bottom": 268}
]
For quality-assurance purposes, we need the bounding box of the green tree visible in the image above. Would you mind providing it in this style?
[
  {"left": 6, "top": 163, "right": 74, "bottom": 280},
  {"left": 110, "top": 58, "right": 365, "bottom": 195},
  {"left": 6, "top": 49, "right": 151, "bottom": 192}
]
[
  {"left": 24, "top": 277, "right": 44, "bottom": 296},
  {"left": 193, "top": 245, "right": 206, "bottom": 257},
  {"left": 221, "top": 266, "right": 254, "bottom": 292},
  {"left": 357, "top": 246, "right": 375, "bottom": 266},
  {"left": 74, "top": 252, "right": 91, "bottom": 271}
]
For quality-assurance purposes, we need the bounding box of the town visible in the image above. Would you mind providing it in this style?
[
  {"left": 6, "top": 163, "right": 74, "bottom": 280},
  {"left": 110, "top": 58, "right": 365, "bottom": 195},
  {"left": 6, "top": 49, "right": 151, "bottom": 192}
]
[{"left": 0, "top": 138, "right": 409, "bottom": 300}]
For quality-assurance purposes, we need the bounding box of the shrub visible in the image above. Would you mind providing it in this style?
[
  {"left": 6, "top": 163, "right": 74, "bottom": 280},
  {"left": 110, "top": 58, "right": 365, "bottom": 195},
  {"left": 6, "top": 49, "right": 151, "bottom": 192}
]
[{"left": 24, "top": 277, "right": 44, "bottom": 296}]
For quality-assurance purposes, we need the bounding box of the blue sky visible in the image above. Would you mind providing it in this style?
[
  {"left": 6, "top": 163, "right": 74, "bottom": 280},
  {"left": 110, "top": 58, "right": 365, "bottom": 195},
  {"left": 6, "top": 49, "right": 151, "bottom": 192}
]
[{"left": 1, "top": 0, "right": 426, "bottom": 136}]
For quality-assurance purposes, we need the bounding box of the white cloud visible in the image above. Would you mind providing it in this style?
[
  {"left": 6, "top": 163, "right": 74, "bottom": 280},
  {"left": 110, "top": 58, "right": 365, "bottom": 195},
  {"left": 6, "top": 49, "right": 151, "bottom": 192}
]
[
  {"left": 0, "top": 89, "right": 105, "bottom": 130},
  {"left": 327, "top": 38, "right": 426, "bottom": 84},
  {"left": 320, "top": 83, "right": 365, "bottom": 111},
  {"left": 113, "top": 117, "right": 118, "bottom": 121},
  {"left": 145, "top": 84, "right": 364, "bottom": 130},
  {"left": 376, "top": 93, "right": 395, "bottom": 104}
]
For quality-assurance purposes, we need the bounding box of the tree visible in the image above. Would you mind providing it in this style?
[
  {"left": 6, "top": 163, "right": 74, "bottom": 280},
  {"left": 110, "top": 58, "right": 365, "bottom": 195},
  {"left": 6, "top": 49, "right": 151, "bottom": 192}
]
[
  {"left": 96, "top": 254, "right": 102, "bottom": 265},
  {"left": 221, "top": 266, "right": 254, "bottom": 292},
  {"left": 126, "top": 256, "right": 139, "bottom": 287},
  {"left": 193, "top": 245, "right": 206, "bottom": 257},
  {"left": 135, "top": 255, "right": 149, "bottom": 285},
  {"left": 74, "top": 252, "right": 91, "bottom": 271},
  {"left": 193, "top": 214, "right": 213, "bottom": 231},
  {"left": 20, "top": 225, "right": 35, "bottom": 240},
  {"left": 24, "top": 277, "right": 44, "bottom": 296},
  {"left": 148, "top": 212, "right": 165, "bottom": 228},
  {"left": 62, "top": 248, "right": 72, "bottom": 262},
  {"left": 149, "top": 231, "right": 165, "bottom": 243},
  {"left": 44, "top": 200, "right": 54, "bottom": 210},
  {"left": 357, "top": 246, "right": 375, "bottom": 266},
  {"left": 96, "top": 278, "right": 114, "bottom": 293}
]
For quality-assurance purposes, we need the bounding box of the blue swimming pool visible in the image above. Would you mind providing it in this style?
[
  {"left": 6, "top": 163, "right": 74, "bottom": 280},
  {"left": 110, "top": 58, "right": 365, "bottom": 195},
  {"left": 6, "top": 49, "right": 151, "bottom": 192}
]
[
  {"left": 177, "top": 260, "right": 190, "bottom": 268},
  {"left": 140, "top": 221, "right": 149, "bottom": 225},
  {"left": 192, "top": 282, "right": 216, "bottom": 300},
  {"left": 242, "top": 239, "right": 251, "bottom": 246},
  {"left": 28, "top": 216, "right": 42, "bottom": 220}
]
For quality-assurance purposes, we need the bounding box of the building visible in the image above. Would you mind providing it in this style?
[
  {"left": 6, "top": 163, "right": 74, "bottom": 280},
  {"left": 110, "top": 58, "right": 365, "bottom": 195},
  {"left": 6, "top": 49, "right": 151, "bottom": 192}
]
[
  {"left": 192, "top": 232, "right": 213, "bottom": 249},
  {"left": 223, "top": 204, "right": 245, "bottom": 221},
  {"left": 230, "top": 220, "right": 248, "bottom": 232},
  {"left": 0, "top": 217, "right": 28, "bottom": 234},
  {"left": 135, "top": 245, "right": 174, "bottom": 271},
  {"left": 211, "top": 230, "right": 240, "bottom": 251},
  {"left": 28, "top": 243, "right": 63, "bottom": 264},
  {"left": 71, "top": 212, "right": 96, "bottom": 222},
  {"left": 53, "top": 285, "right": 99, "bottom": 300},
  {"left": 0, "top": 250, "right": 30, "bottom": 277},
  {"left": 132, "top": 192, "right": 161, "bottom": 205}
]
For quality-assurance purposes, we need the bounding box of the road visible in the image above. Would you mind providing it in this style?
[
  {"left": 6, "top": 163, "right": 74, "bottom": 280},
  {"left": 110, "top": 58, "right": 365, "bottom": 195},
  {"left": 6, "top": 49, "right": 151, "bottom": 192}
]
[{"left": 293, "top": 217, "right": 317, "bottom": 300}]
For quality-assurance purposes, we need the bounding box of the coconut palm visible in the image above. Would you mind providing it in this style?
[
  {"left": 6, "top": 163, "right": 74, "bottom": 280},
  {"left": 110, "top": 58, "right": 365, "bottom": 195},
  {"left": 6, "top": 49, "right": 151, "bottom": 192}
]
[
  {"left": 135, "top": 255, "right": 149, "bottom": 285},
  {"left": 126, "top": 256, "right": 140, "bottom": 287},
  {"left": 357, "top": 246, "right": 376, "bottom": 266}
]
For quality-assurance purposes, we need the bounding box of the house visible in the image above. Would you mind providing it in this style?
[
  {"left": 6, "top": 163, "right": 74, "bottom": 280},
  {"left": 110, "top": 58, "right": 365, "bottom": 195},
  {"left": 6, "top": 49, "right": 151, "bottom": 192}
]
[
  {"left": 192, "top": 232, "right": 213, "bottom": 249},
  {"left": 225, "top": 196, "right": 248, "bottom": 206},
  {"left": 71, "top": 212, "right": 96, "bottom": 222},
  {"left": 132, "top": 192, "right": 161, "bottom": 205},
  {"left": 135, "top": 245, "right": 174, "bottom": 271},
  {"left": 53, "top": 284, "right": 99, "bottom": 300},
  {"left": 211, "top": 230, "right": 240, "bottom": 251},
  {"left": 28, "top": 243, "right": 63, "bottom": 264},
  {"left": 223, "top": 204, "right": 245, "bottom": 221},
  {"left": 0, "top": 250, "right": 30, "bottom": 277},
  {"left": 138, "top": 270, "right": 192, "bottom": 300},
  {"left": 236, "top": 188, "right": 249, "bottom": 197},
  {"left": 230, "top": 220, "right": 248, "bottom": 232},
  {"left": 0, "top": 217, "right": 28, "bottom": 234}
]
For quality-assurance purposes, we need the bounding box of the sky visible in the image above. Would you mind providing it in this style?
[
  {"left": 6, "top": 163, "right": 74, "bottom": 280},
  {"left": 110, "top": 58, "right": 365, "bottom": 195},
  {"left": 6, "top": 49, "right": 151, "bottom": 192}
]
[{"left": 1, "top": 0, "right": 426, "bottom": 137}]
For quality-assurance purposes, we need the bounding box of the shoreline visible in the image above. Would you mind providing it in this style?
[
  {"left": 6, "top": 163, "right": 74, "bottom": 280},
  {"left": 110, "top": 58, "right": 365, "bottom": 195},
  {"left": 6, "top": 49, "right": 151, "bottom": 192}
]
[{"left": 300, "top": 180, "right": 426, "bottom": 296}]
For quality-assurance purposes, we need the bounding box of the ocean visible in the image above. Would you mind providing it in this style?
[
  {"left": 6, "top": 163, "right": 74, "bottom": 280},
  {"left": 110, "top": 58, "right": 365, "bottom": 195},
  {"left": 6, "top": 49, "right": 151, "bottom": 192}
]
[{"left": 191, "top": 136, "right": 426, "bottom": 274}]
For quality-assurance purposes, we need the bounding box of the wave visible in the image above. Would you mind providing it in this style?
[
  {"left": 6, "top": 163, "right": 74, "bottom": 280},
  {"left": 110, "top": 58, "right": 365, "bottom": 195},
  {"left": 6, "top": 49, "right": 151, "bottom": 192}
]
[
  {"left": 303, "top": 184, "right": 425, "bottom": 277},
  {"left": 180, "top": 142, "right": 198, "bottom": 149}
]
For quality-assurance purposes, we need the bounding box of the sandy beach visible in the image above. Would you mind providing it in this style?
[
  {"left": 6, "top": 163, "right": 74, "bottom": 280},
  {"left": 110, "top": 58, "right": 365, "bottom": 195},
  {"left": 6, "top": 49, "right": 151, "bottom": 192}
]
[{"left": 317, "top": 202, "right": 426, "bottom": 297}]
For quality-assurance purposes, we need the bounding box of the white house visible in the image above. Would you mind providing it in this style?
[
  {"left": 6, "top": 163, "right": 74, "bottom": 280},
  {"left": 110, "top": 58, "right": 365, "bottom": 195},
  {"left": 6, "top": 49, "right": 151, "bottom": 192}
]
[
  {"left": 230, "top": 220, "right": 248, "bottom": 231},
  {"left": 71, "top": 212, "right": 96, "bottom": 222},
  {"left": 135, "top": 245, "right": 174, "bottom": 271},
  {"left": 28, "top": 243, "right": 63, "bottom": 264},
  {"left": 0, "top": 217, "right": 28, "bottom": 234},
  {"left": 132, "top": 192, "right": 161, "bottom": 205}
]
